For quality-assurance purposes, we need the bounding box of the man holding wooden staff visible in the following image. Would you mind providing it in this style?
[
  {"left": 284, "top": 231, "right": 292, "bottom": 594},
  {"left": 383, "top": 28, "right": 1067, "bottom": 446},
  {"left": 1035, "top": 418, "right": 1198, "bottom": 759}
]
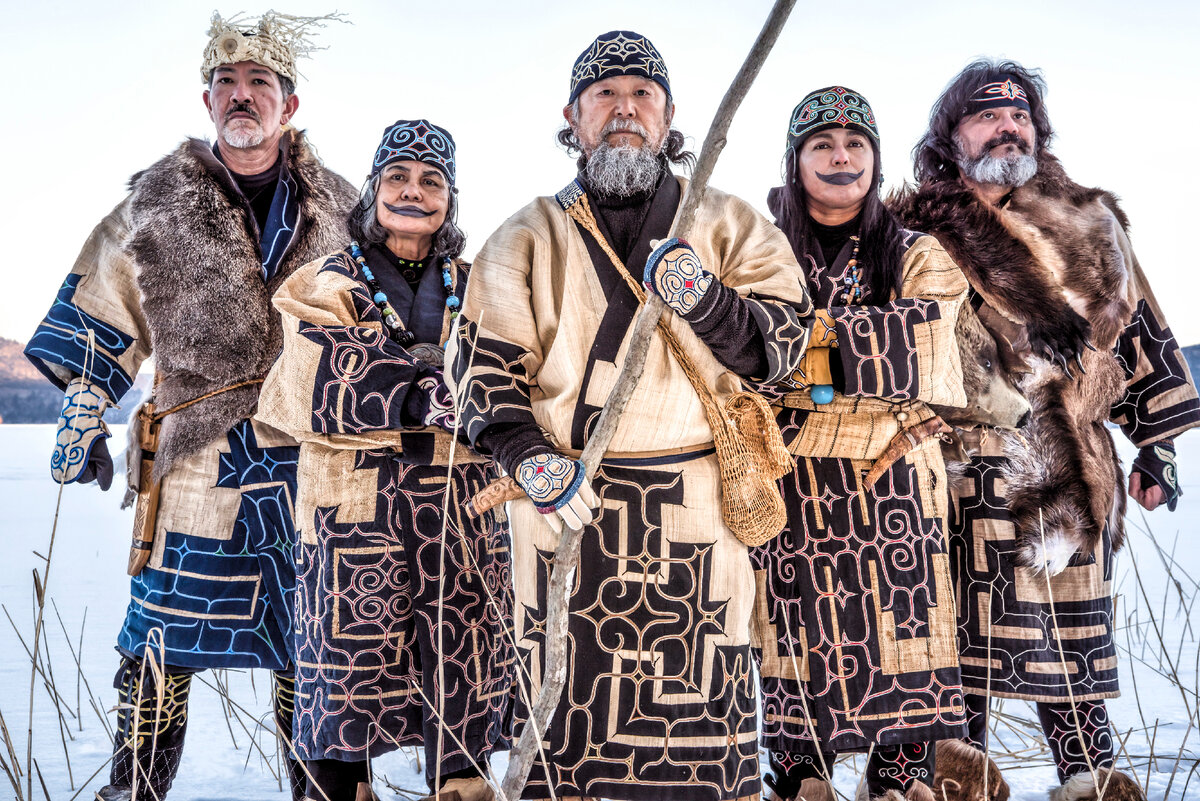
[{"left": 449, "top": 29, "right": 813, "bottom": 801}]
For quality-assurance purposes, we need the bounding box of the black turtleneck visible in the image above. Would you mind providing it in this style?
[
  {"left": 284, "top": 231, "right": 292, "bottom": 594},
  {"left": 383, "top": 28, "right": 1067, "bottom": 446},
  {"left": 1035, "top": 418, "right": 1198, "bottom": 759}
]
[
  {"left": 810, "top": 213, "right": 861, "bottom": 267},
  {"left": 214, "top": 143, "right": 281, "bottom": 235},
  {"left": 579, "top": 168, "right": 664, "bottom": 264}
]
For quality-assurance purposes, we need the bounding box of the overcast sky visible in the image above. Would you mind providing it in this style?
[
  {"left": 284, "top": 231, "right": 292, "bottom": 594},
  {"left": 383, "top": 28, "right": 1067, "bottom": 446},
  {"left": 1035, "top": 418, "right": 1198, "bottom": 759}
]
[{"left": 4, "top": 0, "right": 1198, "bottom": 345}]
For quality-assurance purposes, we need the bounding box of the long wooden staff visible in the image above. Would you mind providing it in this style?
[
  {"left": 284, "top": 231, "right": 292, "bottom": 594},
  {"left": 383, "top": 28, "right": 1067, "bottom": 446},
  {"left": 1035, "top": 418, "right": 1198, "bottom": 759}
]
[{"left": 500, "top": 2, "right": 798, "bottom": 797}]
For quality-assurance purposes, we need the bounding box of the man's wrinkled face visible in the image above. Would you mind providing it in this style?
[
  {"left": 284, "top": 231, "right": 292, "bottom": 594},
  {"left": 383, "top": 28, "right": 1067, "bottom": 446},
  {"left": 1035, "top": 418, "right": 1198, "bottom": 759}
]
[
  {"left": 565, "top": 75, "right": 675, "bottom": 197},
  {"left": 954, "top": 104, "right": 1037, "bottom": 187},
  {"left": 203, "top": 61, "right": 298, "bottom": 150},
  {"left": 566, "top": 75, "right": 673, "bottom": 157}
]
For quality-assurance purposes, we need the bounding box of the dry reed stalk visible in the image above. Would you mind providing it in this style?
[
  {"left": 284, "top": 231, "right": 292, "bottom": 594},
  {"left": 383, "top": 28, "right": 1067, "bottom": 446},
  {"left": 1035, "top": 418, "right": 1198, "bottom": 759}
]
[
  {"left": 1037, "top": 510, "right": 1099, "bottom": 791},
  {"left": 4, "top": 605, "right": 77, "bottom": 719},
  {"left": 499, "top": 4, "right": 798, "bottom": 797},
  {"left": 1128, "top": 547, "right": 1194, "bottom": 718},
  {"left": 440, "top": 313, "right": 558, "bottom": 793}
]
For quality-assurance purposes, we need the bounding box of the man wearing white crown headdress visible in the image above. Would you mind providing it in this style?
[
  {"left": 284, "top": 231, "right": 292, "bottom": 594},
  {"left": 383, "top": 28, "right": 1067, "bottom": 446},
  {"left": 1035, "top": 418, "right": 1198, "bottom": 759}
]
[{"left": 23, "top": 11, "right": 355, "bottom": 800}]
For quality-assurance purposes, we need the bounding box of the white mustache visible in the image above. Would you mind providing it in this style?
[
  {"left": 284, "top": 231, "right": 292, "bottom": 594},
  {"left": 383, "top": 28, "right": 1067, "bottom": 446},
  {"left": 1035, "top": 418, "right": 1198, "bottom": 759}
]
[{"left": 602, "top": 119, "right": 650, "bottom": 139}]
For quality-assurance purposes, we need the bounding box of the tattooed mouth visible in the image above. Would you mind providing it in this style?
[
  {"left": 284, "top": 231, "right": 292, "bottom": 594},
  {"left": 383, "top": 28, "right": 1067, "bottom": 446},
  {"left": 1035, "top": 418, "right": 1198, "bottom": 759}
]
[
  {"left": 816, "top": 170, "right": 864, "bottom": 186},
  {"left": 384, "top": 203, "right": 436, "bottom": 218}
]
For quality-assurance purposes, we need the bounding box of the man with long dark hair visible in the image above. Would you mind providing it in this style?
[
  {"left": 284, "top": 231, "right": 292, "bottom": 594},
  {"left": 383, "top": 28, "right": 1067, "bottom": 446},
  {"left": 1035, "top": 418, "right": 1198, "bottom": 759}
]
[
  {"left": 450, "top": 30, "right": 813, "bottom": 801},
  {"left": 893, "top": 59, "right": 1200, "bottom": 801}
]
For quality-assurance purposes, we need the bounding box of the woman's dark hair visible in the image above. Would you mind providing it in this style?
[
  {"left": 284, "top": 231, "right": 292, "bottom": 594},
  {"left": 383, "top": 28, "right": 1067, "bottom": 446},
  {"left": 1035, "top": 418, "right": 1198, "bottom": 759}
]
[
  {"left": 348, "top": 172, "right": 466, "bottom": 263},
  {"left": 556, "top": 100, "right": 696, "bottom": 170},
  {"left": 912, "top": 59, "right": 1053, "bottom": 185},
  {"left": 768, "top": 139, "right": 905, "bottom": 305}
]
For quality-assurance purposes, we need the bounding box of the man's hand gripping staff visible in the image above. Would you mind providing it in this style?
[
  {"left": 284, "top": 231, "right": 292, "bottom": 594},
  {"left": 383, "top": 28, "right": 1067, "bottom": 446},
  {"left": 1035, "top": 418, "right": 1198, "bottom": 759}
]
[{"left": 498, "top": 2, "right": 799, "bottom": 798}]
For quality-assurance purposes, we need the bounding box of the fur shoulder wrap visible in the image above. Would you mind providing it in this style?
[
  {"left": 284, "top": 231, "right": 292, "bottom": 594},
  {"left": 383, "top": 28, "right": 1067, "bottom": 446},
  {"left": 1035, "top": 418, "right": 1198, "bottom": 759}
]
[{"left": 126, "top": 128, "right": 357, "bottom": 479}]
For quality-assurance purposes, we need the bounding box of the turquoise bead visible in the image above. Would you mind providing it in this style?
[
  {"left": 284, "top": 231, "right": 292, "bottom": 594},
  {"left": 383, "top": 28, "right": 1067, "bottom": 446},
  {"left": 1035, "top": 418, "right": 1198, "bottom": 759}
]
[{"left": 811, "top": 384, "right": 835, "bottom": 405}]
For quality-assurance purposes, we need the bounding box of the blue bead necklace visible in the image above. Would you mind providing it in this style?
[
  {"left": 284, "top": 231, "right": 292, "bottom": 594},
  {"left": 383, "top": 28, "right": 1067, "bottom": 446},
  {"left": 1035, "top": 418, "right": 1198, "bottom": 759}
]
[
  {"left": 349, "top": 241, "right": 460, "bottom": 347},
  {"left": 839, "top": 235, "right": 862, "bottom": 305}
]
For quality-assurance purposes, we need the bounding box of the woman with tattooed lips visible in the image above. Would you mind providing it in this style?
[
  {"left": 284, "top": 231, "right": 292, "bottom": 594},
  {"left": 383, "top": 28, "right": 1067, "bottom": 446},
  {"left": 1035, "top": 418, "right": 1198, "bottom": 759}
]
[
  {"left": 750, "top": 87, "right": 971, "bottom": 801},
  {"left": 258, "top": 119, "right": 512, "bottom": 801}
]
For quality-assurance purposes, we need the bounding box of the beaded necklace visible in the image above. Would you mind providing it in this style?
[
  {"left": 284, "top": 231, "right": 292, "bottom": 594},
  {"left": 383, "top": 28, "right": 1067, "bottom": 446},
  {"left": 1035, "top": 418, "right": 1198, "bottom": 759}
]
[
  {"left": 349, "top": 241, "right": 460, "bottom": 347},
  {"left": 839, "top": 235, "right": 862, "bottom": 305}
]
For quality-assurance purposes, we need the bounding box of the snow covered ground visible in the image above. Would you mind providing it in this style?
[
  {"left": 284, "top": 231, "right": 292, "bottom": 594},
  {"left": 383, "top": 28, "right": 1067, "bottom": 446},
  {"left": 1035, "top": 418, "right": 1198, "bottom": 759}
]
[{"left": 1, "top": 425, "right": 1196, "bottom": 800}]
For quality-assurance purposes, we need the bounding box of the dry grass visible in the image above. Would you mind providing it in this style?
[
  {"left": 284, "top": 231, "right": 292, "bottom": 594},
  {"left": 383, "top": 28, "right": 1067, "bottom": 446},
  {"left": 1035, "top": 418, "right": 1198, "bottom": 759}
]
[{"left": 3, "top": 443, "right": 1198, "bottom": 800}]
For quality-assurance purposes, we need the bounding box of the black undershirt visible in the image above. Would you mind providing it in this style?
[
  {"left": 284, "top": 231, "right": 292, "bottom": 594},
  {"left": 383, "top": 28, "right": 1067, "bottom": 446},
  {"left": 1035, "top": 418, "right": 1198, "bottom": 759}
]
[
  {"left": 214, "top": 144, "right": 281, "bottom": 234},
  {"left": 810, "top": 213, "right": 861, "bottom": 267},
  {"left": 580, "top": 169, "right": 663, "bottom": 264}
]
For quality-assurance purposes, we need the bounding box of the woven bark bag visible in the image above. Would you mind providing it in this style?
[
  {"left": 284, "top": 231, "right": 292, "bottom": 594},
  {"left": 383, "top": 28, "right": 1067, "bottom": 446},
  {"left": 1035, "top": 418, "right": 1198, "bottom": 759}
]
[{"left": 565, "top": 194, "right": 793, "bottom": 546}]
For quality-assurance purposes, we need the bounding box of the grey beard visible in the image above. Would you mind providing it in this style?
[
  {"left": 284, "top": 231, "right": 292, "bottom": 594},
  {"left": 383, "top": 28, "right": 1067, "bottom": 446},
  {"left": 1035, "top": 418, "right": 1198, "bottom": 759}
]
[
  {"left": 954, "top": 134, "right": 1036, "bottom": 188},
  {"left": 584, "top": 142, "right": 663, "bottom": 197},
  {"left": 222, "top": 121, "right": 266, "bottom": 149}
]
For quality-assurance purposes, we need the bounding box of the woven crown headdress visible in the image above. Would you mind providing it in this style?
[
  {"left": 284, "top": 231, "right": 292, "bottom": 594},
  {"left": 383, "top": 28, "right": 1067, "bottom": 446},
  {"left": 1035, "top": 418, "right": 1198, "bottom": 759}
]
[{"left": 201, "top": 10, "right": 341, "bottom": 84}]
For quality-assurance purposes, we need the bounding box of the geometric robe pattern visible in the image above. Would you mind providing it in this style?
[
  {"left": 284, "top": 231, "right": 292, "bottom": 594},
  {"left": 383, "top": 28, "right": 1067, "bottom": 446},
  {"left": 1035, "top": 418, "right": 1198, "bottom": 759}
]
[
  {"left": 450, "top": 174, "right": 814, "bottom": 800},
  {"left": 947, "top": 216, "right": 1200, "bottom": 702},
  {"left": 751, "top": 231, "right": 969, "bottom": 754},
  {"left": 258, "top": 247, "right": 513, "bottom": 782},
  {"left": 24, "top": 157, "right": 319, "bottom": 669}
]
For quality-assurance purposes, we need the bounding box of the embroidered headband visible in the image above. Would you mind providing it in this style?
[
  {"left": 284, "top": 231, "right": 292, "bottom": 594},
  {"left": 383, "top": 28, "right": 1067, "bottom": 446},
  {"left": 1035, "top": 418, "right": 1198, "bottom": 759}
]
[
  {"left": 371, "top": 119, "right": 457, "bottom": 184},
  {"left": 787, "top": 86, "right": 879, "bottom": 151},
  {"left": 569, "top": 30, "right": 671, "bottom": 104},
  {"left": 201, "top": 10, "right": 340, "bottom": 84},
  {"left": 965, "top": 76, "right": 1031, "bottom": 114}
]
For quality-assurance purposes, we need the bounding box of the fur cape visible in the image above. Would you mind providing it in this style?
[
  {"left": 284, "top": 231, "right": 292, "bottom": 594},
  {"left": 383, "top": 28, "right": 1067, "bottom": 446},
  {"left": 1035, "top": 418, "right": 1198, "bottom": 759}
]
[
  {"left": 890, "top": 154, "right": 1134, "bottom": 567},
  {"left": 126, "top": 128, "right": 357, "bottom": 479}
]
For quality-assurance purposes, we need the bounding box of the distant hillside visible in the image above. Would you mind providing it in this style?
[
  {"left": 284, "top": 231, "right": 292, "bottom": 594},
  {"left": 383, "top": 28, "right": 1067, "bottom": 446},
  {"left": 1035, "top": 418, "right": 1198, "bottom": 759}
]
[
  {"left": 0, "top": 337, "right": 148, "bottom": 424},
  {"left": 0, "top": 337, "right": 61, "bottom": 424}
]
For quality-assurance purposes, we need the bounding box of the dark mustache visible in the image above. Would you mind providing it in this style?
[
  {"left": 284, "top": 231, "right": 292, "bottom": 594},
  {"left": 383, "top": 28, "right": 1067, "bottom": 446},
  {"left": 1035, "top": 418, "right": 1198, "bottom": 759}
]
[
  {"left": 225, "top": 101, "right": 260, "bottom": 123},
  {"left": 383, "top": 202, "right": 436, "bottom": 217},
  {"left": 815, "top": 169, "right": 865, "bottom": 186},
  {"left": 984, "top": 132, "right": 1030, "bottom": 153}
]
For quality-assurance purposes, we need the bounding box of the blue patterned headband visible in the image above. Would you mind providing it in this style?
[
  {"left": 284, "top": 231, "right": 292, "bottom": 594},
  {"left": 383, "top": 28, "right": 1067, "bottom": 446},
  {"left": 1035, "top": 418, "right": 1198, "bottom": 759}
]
[
  {"left": 371, "top": 119, "right": 456, "bottom": 184},
  {"left": 569, "top": 30, "right": 671, "bottom": 104},
  {"left": 787, "top": 86, "right": 879, "bottom": 151},
  {"left": 965, "top": 76, "right": 1031, "bottom": 114}
]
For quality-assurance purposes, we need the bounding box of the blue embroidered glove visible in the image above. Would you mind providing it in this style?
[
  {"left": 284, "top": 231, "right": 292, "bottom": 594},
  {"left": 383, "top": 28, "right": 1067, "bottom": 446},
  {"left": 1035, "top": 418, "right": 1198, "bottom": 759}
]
[
  {"left": 643, "top": 238, "right": 713, "bottom": 316},
  {"left": 514, "top": 452, "right": 600, "bottom": 534},
  {"left": 417, "top": 374, "right": 457, "bottom": 432},
  {"left": 52, "top": 377, "right": 113, "bottom": 490}
]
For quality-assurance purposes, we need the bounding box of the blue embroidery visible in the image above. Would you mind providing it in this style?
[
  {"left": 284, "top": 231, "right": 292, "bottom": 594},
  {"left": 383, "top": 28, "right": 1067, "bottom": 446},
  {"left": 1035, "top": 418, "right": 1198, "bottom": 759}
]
[
  {"left": 118, "top": 420, "right": 299, "bottom": 669},
  {"left": 25, "top": 274, "right": 136, "bottom": 400}
]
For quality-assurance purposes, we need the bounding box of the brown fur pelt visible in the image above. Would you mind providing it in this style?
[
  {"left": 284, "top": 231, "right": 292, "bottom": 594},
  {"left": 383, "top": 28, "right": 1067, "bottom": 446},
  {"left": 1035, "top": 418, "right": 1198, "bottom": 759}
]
[
  {"left": 932, "top": 739, "right": 1010, "bottom": 801},
  {"left": 889, "top": 156, "right": 1135, "bottom": 566},
  {"left": 126, "top": 129, "right": 356, "bottom": 479},
  {"left": 1048, "top": 768, "right": 1145, "bottom": 801}
]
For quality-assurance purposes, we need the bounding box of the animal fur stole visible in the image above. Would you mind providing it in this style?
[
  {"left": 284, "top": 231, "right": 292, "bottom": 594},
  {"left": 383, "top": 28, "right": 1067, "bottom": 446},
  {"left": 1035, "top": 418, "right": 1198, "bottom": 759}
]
[
  {"left": 126, "top": 129, "right": 356, "bottom": 479},
  {"left": 891, "top": 155, "right": 1135, "bottom": 567}
]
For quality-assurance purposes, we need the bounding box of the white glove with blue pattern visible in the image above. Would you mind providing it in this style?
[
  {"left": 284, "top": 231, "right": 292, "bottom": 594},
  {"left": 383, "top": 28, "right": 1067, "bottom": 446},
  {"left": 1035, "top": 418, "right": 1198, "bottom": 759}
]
[
  {"left": 514, "top": 452, "right": 600, "bottom": 534},
  {"left": 52, "top": 377, "right": 113, "bottom": 490}
]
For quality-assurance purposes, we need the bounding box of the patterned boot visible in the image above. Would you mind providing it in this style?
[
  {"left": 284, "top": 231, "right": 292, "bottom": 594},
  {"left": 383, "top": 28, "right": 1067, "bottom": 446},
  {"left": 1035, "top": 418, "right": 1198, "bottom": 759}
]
[
  {"left": 932, "top": 739, "right": 1010, "bottom": 801},
  {"left": 97, "top": 658, "right": 192, "bottom": 801},
  {"left": 1048, "top": 769, "right": 1146, "bottom": 801}
]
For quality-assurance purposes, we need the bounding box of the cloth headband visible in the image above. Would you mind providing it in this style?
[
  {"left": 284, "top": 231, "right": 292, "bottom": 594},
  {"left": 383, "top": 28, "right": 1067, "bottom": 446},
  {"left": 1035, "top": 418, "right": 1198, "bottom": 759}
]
[
  {"left": 787, "top": 86, "right": 879, "bottom": 151},
  {"left": 371, "top": 119, "right": 457, "bottom": 184},
  {"left": 569, "top": 30, "right": 671, "bottom": 104},
  {"left": 965, "top": 77, "right": 1032, "bottom": 114}
]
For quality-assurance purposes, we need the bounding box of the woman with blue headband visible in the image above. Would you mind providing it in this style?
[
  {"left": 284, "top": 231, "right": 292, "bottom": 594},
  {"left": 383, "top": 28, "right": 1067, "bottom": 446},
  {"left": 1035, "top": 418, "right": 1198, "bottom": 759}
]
[
  {"left": 750, "top": 88, "right": 970, "bottom": 801},
  {"left": 259, "top": 119, "right": 511, "bottom": 801}
]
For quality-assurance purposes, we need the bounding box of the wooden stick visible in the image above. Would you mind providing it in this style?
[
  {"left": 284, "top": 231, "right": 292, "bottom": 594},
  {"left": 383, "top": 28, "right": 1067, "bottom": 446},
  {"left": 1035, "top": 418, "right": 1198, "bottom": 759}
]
[{"left": 499, "top": 3, "right": 798, "bottom": 797}]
